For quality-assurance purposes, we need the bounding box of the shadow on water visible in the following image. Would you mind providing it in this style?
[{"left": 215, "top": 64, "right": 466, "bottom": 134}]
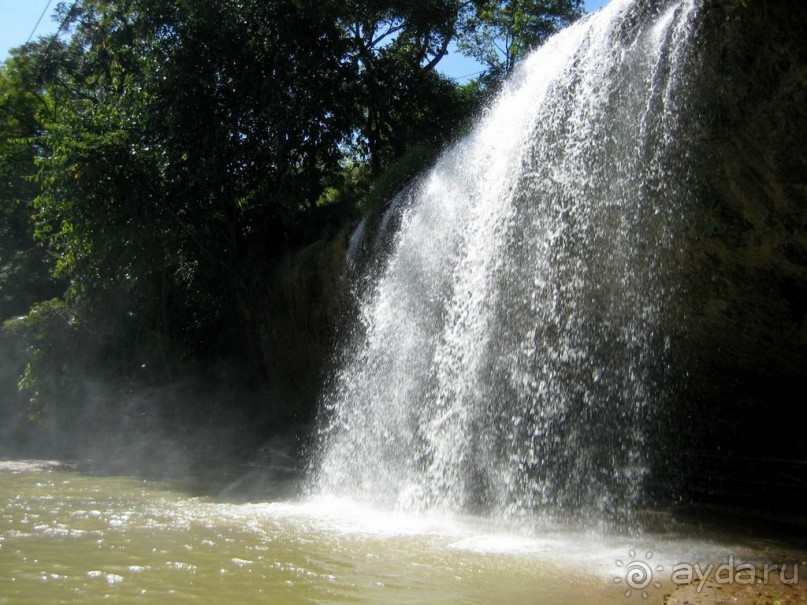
[{"left": 65, "top": 455, "right": 304, "bottom": 504}]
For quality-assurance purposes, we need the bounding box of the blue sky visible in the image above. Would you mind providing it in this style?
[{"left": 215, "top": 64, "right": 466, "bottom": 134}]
[
  {"left": 1, "top": 0, "right": 609, "bottom": 78},
  {"left": 440, "top": 0, "right": 608, "bottom": 81}
]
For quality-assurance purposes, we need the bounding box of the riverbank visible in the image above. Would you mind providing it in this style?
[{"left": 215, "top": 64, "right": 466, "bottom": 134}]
[{"left": 665, "top": 572, "right": 807, "bottom": 605}]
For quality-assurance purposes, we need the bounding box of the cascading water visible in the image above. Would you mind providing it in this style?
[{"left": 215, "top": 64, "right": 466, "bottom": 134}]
[{"left": 309, "top": 0, "right": 701, "bottom": 524}]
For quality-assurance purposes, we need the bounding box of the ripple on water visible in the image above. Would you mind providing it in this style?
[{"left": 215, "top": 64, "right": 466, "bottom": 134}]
[{"left": 1, "top": 463, "right": 804, "bottom": 605}]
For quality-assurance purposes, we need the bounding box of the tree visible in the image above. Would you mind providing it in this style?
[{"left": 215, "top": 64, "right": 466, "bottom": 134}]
[
  {"left": 1, "top": 0, "right": 532, "bottom": 442},
  {"left": 22, "top": 0, "right": 366, "bottom": 386},
  {"left": 150, "top": 0, "right": 365, "bottom": 378},
  {"left": 458, "top": 0, "right": 583, "bottom": 80},
  {"left": 336, "top": 0, "right": 471, "bottom": 174},
  {"left": 0, "top": 55, "right": 64, "bottom": 450},
  {"left": 0, "top": 57, "right": 61, "bottom": 320}
]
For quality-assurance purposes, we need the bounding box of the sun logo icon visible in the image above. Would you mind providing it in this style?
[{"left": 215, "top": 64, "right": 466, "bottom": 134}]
[{"left": 614, "top": 550, "right": 663, "bottom": 599}]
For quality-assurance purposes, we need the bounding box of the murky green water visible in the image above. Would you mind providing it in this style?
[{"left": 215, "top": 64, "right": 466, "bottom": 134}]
[{"left": 1, "top": 461, "right": 802, "bottom": 604}]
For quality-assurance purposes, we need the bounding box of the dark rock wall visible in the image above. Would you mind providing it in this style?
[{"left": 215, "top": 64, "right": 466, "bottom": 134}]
[{"left": 669, "top": 0, "right": 806, "bottom": 509}]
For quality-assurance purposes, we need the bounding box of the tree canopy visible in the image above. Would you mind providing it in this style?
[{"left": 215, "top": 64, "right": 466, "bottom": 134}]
[
  {"left": 0, "top": 0, "right": 582, "bottom": 450},
  {"left": 458, "top": 0, "right": 583, "bottom": 80}
]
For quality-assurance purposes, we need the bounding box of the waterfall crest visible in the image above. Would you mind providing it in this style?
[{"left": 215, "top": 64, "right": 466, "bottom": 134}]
[{"left": 308, "top": 0, "right": 701, "bottom": 523}]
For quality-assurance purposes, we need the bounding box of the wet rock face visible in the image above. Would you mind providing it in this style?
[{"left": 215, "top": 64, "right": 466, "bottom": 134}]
[{"left": 673, "top": 1, "right": 807, "bottom": 504}]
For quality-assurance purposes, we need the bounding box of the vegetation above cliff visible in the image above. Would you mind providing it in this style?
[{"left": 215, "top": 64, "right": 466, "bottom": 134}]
[{"left": 0, "top": 0, "right": 582, "bottom": 458}]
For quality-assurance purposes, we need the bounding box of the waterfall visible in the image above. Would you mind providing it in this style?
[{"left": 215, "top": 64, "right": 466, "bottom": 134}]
[{"left": 308, "top": 0, "right": 701, "bottom": 524}]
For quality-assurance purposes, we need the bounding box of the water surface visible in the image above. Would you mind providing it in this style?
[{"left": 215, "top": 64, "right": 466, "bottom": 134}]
[{"left": 2, "top": 461, "right": 803, "bottom": 604}]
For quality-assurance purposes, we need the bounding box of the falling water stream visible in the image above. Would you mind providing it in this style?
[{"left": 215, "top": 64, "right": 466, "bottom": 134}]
[
  {"left": 3, "top": 1, "right": 804, "bottom": 603},
  {"left": 311, "top": 0, "right": 699, "bottom": 522}
]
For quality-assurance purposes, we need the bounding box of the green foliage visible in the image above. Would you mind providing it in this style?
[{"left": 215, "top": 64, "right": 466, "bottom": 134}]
[
  {"left": 337, "top": 0, "right": 472, "bottom": 174},
  {"left": 359, "top": 143, "right": 442, "bottom": 214},
  {"left": 0, "top": 61, "right": 61, "bottom": 320},
  {"left": 458, "top": 0, "right": 583, "bottom": 80},
  {"left": 0, "top": 0, "right": 538, "bottom": 450},
  {"left": 3, "top": 299, "right": 81, "bottom": 424}
]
